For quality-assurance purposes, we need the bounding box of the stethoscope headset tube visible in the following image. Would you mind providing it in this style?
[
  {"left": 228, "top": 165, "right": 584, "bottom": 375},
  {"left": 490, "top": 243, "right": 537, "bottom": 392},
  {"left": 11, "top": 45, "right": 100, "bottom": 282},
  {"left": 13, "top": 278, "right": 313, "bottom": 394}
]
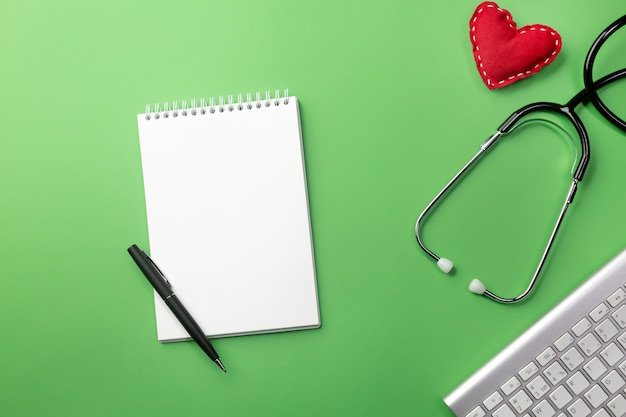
[
  {"left": 415, "top": 14, "right": 626, "bottom": 304},
  {"left": 583, "top": 15, "right": 626, "bottom": 132}
]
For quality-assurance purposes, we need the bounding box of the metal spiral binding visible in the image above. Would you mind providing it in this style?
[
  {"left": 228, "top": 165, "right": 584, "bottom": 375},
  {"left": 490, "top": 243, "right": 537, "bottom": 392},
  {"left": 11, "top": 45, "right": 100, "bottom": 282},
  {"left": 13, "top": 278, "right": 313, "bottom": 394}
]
[{"left": 144, "top": 89, "right": 290, "bottom": 120}]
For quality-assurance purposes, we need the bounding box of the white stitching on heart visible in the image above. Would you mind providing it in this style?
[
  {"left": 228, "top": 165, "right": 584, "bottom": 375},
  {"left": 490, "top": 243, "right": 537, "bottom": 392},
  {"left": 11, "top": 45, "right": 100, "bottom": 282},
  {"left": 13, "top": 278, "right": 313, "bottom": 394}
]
[{"left": 470, "top": 3, "right": 561, "bottom": 88}]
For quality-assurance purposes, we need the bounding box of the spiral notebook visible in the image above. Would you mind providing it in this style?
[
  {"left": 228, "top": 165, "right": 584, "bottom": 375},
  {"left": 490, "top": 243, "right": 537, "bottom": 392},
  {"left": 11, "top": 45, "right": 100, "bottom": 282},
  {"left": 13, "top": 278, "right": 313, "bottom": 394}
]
[{"left": 135, "top": 91, "right": 320, "bottom": 342}]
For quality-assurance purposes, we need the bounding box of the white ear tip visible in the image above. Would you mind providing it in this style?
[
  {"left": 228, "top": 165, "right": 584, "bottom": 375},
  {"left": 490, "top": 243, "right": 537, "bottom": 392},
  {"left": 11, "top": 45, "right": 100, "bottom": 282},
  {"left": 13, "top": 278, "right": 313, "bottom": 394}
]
[
  {"left": 437, "top": 258, "right": 454, "bottom": 273},
  {"left": 469, "top": 279, "right": 486, "bottom": 295}
]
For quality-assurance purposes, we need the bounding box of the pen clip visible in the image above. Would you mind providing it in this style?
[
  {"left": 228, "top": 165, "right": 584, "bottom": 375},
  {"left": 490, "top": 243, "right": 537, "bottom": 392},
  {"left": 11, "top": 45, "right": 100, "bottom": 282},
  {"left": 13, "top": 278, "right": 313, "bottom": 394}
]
[{"left": 144, "top": 252, "right": 173, "bottom": 289}]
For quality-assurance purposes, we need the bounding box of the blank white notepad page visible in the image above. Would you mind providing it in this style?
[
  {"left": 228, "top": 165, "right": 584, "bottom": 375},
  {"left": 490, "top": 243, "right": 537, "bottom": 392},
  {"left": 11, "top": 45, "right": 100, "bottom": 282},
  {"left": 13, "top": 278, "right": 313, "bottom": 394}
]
[{"left": 136, "top": 95, "right": 320, "bottom": 341}]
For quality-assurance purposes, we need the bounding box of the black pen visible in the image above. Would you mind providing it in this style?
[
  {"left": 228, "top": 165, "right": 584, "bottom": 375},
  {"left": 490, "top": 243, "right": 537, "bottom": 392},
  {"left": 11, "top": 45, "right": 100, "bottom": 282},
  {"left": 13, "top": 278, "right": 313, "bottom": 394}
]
[{"left": 127, "top": 244, "right": 227, "bottom": 373}]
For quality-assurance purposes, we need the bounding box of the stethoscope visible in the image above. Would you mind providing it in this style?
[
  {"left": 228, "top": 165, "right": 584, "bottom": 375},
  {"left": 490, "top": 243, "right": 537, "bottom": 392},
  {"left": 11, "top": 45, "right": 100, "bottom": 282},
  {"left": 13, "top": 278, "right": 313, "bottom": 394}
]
[{"left": 415, "top": 14, "right": 626, "bottom": 304}]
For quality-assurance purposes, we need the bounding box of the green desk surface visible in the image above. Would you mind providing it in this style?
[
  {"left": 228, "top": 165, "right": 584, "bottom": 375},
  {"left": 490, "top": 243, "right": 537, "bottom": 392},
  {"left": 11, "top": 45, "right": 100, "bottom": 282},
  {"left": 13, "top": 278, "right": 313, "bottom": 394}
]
[{"left": 2, "top": 1, "right": 626, "bottom": 415}]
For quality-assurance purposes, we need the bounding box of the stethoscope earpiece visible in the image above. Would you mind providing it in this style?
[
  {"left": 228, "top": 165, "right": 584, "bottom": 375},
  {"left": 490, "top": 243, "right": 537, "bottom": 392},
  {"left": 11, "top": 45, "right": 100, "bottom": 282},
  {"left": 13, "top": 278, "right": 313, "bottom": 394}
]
[
  {"left": 469, "top": 279, "right": 486, "bottom": 295},
  {"left": 437, "top": 258, "right": 454, "bottom": 273}
]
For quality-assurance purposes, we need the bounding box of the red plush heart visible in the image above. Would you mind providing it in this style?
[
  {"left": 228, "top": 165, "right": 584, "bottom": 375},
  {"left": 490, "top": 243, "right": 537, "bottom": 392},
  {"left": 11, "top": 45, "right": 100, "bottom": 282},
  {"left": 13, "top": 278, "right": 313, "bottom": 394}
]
[{"left": 469, "top": 2, "right": 562, "bottom": 89}]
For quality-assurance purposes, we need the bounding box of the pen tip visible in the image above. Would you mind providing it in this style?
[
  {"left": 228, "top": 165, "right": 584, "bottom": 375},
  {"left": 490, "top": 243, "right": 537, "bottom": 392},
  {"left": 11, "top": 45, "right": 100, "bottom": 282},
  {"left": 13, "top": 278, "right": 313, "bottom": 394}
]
[{"left": 215, "top": 358, "right": 227, "bottom": 373}]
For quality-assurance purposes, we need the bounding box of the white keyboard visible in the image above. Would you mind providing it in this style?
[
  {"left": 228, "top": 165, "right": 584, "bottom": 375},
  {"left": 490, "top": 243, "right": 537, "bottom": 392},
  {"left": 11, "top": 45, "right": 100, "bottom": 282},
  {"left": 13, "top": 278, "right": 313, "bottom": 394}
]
[{"left": 445, "top": 248, "right": 626, "bottom": 417}]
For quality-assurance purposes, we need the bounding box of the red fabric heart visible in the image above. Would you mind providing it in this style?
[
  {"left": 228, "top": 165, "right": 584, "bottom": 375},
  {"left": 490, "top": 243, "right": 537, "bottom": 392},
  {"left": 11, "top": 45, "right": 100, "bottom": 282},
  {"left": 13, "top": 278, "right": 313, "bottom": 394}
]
[{"left": 469, "top": 2, "right": 562, "bottom": 89}]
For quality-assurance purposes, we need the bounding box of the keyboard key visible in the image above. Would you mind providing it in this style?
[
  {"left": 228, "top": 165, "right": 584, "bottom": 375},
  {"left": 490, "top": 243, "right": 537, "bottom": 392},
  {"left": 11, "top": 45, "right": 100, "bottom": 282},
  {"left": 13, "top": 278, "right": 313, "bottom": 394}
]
[
  {"left": 596, "top": 318, "right": 619, "bottom": 342},
  {"left": 608, "top": 288, "right": 626, "bottom": 307},
  {"left": 607, "top": 393, "right": 626, "bottom": 417},
  {"left": 544, "top": 361, "right": 568, "bottom": 385},
  {"left": 619, "top": 359, "right": 626, "bottom": 376},
  {"left": 583, "top": 357, "right": 608, "bottom": 380},
  {"left": 537, "top": 347, "right": 557, "bottom": 366},
  {"left": 567, "top": 398, "right": 591, "bottom": 417},
  {"left": 532, "top": 399, "right": 556, "bottom": 416},
  {"left": 618, "top": 332, "right": 626, "bottom": 349},
  {"left": 519, "top": 362, "right": 540, "bottom": 381},
  {"left": 579, "top": 333, "right": 602, "bottom": 356},
  {"left": 594, "top": 409, "right": 611, "bottom": 417},
  {"left": 584, "top": 384, "right": 608, "bottom": 408},
  {"left": 573, "top": 318, "right": 592, "bottom": 336},
  {"left": 483, "top": 391, "right": 503, "bottom": 410},
  {"left": 501, "top": 376, "right": 521, "bottom": 396},
  {"left": 566, "top": 371, "right": 590, "bottom": 395},
  {"left": 509, "top": 390, "right": 533, "bottom": 414},
  {"left": 554, "top": 332, "right": 574, "bottom": 351},
  {"left": 613, "top": 305, "right": 626, "bottom": 328},
  {"left": 492, "top": 404, "right": 515, "bottom": 417},
  {"left": 562, "top": 347, "right": 585, "bottom": 370},
  {"left": 600, "top": 343, "right": 624, "bottom": 366},
  {"left": 591, "top": 303, "right": 610, "bottom": 322},
  {"left": 548, "top": 385, "right": 572, "bottom": 409},
  {"left": 602, "top": 370, "right": 625, "bottom": 394},
  {"left": 528, "top": 375, "right": 550, "bottom": 399},
  {"left": 465, "top": 405, "right": 485, "bottom": 417}
]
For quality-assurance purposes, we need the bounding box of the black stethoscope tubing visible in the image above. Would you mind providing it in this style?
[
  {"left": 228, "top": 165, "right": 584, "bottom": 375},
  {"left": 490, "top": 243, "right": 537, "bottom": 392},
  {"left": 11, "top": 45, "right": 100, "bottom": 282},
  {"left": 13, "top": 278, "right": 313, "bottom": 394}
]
[
  {"left": 583, "top": 15, "right": 626, "bottom": 132},
  {"left": 415, "top": 14, "right": 626, "bottom": 304}
]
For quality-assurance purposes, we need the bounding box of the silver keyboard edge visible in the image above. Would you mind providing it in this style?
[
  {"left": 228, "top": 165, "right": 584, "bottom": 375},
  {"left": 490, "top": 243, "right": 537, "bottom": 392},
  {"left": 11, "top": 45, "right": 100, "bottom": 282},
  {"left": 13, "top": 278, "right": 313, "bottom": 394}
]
[{"left": 444, "top": 248, "right": 626, "bottom": 417}]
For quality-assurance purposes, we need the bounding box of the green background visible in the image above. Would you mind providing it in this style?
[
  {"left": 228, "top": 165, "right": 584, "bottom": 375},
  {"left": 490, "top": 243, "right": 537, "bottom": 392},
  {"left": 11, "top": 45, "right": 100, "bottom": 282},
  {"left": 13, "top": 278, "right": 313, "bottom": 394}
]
[{"left": 2, "top": 1, "right": 626, "bottom": 416}]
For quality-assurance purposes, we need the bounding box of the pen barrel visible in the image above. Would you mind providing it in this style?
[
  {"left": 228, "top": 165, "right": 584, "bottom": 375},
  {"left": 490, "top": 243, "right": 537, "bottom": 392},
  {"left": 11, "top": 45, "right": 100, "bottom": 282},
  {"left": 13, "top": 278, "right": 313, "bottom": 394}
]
[{"left": 165, "top": 294, "right": 219, "bottom": 360}]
